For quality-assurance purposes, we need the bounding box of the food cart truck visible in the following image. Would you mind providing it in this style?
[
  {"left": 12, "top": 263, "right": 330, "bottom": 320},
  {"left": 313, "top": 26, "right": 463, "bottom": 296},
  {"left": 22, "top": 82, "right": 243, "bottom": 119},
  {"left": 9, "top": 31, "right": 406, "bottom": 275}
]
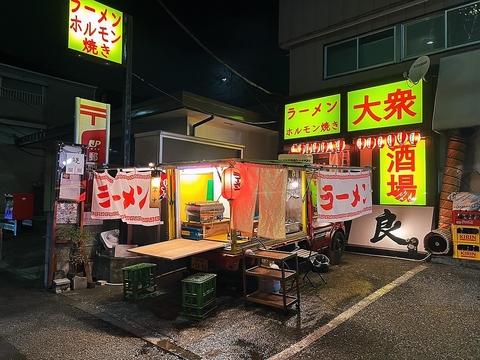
[{"left": 122, "top": 159, "right": 370, "bottom": 272}]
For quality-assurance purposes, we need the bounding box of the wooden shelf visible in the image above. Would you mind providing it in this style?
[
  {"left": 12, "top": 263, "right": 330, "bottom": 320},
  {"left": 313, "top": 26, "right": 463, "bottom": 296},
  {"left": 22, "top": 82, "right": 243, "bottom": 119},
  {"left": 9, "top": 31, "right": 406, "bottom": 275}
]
[
  {"left": 245, "top": 291, "right": 297, "bottom": 309},
  {"left": 243, "top": 248, "right": 300, "bottom": 312},
  {"left": 248, "top": 249, "right": 294, "bottom": 261},
  {"left": 245, "top": 266, "right": 296, "bottom": 281}
]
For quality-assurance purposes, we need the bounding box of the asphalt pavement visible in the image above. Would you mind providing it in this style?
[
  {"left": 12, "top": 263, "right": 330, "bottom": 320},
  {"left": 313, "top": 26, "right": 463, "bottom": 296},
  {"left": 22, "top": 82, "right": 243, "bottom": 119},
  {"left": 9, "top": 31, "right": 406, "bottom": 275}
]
[
  {"left": 0, "top": 272, "right": 179, "bottom": 360},
  {"left": 292, "top": 263, "right": 480, "bottom": 360},
  {"left": 1, "top": 251, "right": 479, "bottom": 360}
]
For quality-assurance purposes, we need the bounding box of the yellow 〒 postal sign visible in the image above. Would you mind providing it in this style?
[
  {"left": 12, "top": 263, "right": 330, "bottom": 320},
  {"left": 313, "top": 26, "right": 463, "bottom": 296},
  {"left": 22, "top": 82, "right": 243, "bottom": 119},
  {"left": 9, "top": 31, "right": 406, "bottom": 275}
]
[
  {"left": 348, "top": 80, "right": 423, "bottom": 132},
  {"left": 74, "top": 98, "right": 111, "bottom": 165},
  {"left": 284, "top": 94, "right": 341, "bottom": 140},
  {"left": 68, "top": 0, "right": 123, "bottom": 64}
]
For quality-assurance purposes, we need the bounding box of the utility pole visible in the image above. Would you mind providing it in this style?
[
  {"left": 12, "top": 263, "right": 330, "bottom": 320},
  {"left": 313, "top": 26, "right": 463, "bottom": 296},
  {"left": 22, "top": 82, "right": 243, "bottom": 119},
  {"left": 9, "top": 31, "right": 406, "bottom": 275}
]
[{"left": 122, "top": 14, "right": 133, "bottom": 166}]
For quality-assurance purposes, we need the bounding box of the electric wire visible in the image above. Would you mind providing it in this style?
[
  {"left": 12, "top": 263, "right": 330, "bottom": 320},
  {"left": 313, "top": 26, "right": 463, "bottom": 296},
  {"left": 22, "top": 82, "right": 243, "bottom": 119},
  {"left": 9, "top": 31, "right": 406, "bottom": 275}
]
[
  {"left": 155, "top": 0, "right": 283, "bottom": 97},
  {"left": 133, "top": 72, "right": 277, "bottom": 125},
  {"left": 132, "top": 73, "right": 182, "bottom": 104}
]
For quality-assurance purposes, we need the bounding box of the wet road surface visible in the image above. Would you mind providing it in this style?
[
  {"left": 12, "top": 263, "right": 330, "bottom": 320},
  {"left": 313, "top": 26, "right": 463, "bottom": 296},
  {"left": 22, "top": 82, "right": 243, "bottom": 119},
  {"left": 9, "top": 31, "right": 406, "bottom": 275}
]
[
  {"left": 2, "top": 252, "right": 479, "bottom": 359},
  {"left": 292, "top": 263, "right": 480, "bottom": 360},
  {"left": 0, "top": 272, "right": 178, "bottom": 360}
]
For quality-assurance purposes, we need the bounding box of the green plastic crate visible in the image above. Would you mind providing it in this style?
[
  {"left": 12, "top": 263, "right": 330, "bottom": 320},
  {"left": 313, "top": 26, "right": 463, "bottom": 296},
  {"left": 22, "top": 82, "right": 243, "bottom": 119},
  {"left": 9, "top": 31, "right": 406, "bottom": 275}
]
[
  {"left": 122, "top": 263, "right": 157, "bottom": 301},
  {"left": 181, "top": 273, "right": 216, "bottom": 307},
  {"left": 183, "top": 288, "right": 216, "bottom": 307},
  {"left": 182, "top": 299, "right": 217, "bottom": 320}
]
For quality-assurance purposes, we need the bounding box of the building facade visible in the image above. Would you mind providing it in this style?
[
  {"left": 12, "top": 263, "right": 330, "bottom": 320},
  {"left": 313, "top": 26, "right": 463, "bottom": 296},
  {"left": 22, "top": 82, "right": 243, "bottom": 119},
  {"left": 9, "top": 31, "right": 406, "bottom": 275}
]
[
  {"left": 0, "top": 63, "right": 97, "bottom": 215},
  {"left": 279, "top": 0, "right": 480, "bottom": 256}
]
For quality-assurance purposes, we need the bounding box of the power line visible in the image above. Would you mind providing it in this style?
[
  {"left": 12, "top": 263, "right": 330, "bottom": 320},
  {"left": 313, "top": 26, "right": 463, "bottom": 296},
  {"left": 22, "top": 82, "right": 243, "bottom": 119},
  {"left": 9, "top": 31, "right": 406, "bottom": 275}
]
[
  {"left": 133, "top": 71, "right": 277, "bottom": 125},
  {"left": 132, "top": 73, "right": 183, "bottom": 104},
  {"left": 155, "top": 0, "right": 284, "bottom": 98}
]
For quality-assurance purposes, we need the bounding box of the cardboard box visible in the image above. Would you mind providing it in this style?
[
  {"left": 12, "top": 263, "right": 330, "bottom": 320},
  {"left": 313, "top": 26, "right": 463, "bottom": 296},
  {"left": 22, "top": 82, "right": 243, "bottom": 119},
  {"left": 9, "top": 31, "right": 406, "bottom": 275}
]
[{"left": 181, "top": 220, "right": 230, "bottom": 240}]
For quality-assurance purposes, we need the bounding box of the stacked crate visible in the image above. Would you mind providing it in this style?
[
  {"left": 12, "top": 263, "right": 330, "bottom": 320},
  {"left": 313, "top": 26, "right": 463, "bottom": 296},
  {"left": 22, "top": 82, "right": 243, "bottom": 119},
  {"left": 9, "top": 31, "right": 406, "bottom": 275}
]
[
  {"left": 181, "top": 273, "right": 217, "bottom": 320},
  {"left": 122, "top": 263, "right": 157, "bottom": 301},
  {"left": 452, "top": 211, "right": 480, "bottom": 261}
]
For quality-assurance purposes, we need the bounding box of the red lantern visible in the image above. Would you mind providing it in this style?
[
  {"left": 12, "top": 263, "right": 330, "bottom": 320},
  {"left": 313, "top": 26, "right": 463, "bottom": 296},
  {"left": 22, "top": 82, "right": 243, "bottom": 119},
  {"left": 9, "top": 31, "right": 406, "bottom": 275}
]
[
  {"left": 365, "top": 137, "right": 376, "bottom": 150},
  {"left": 396, "top": 131, "right": 407, "bottom": 145},
  {"left": 409, "top": 132, "right": 421, "bottom": 145},
  {"left": 335, "top": 139, "right": 346, "bottom": 152},
  {"left": 304, "top": 143, "right": 311, "bottom": 154},
  {"left": 377, "top": 135, "right": 385, "bottom": 148},
  {"left": 356, "top": 137, "right": 364, "bottom": 150},
  {"left": 222, "top": 167, "right": 242, "bottom": 200},
  {"left": 326, "top": 141, "right": 334, "bottom": 153},
  {"left": 386, "top": 134, "right": 396, "bottom": 148},
  {"left": 320, "top": 141, "right": 327, "bottom": 153}
]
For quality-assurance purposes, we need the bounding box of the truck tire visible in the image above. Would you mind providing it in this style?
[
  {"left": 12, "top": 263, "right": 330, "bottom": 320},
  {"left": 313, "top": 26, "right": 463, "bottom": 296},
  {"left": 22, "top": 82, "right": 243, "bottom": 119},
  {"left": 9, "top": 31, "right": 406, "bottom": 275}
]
[{"left": 329, "top": 231, "right": 346, "bottom": 265}]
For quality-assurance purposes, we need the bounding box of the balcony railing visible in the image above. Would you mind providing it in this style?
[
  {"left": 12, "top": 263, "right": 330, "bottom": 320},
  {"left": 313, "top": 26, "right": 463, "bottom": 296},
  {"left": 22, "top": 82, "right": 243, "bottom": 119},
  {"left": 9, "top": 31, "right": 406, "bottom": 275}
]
[{"left": 0, "top": 86, "right": 43, "bottom": 105}]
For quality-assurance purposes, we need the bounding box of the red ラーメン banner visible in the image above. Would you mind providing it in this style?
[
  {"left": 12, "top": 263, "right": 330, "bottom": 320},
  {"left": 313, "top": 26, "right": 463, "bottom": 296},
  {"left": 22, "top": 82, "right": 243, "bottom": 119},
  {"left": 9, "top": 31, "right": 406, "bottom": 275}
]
[
  {"left": 91, "top": 171, "right": 160, "bottom": 226},
  {"left": 317, "top": 170, "right": 372, "bottom": 222}
]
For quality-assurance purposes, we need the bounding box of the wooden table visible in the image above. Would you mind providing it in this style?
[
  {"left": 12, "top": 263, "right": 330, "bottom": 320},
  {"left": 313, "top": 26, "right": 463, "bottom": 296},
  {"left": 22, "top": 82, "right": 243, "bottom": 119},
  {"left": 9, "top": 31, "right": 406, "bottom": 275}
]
[{"left": 128, "top": 238, "right": 226, "bottom": 260}]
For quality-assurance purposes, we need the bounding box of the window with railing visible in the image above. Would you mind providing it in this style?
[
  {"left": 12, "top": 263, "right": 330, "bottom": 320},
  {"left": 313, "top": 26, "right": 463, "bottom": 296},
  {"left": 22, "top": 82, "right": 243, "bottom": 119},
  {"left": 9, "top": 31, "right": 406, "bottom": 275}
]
[
  {"left": 0, "top": 77, "right": 44, "bottom": 105},
  {"left": 324, "top": 1, "right": 480, "bottom": 78}
]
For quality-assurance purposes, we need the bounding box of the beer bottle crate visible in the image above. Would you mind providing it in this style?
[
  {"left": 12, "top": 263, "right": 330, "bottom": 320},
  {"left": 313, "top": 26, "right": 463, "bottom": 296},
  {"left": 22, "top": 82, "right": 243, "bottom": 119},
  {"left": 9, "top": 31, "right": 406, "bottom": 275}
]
[
  {"left": 182, "top": 273, "right": 216, "bottom": 308},
  {"left": 182, "top": 299, "right": 217, "bottom": 320},
  {"left": 122, "top": 263, "right": 157, "bottom": 301},
  {"left": 451, "top": 225, "right": 480, "bottom": 245},
  {"left": 453, "top": 243, "right": 480, "bottom": 261}
]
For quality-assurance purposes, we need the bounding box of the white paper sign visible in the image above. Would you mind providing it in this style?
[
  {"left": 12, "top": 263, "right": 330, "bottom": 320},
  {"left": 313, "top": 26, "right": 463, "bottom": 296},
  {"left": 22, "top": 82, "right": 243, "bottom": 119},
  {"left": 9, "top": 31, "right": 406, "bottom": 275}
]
[
  {"left": 317, "top": 170, "right": 372, "bottom": 222},
  {"left": 65, "top": 153, "right": 85, "bottom": 175}
]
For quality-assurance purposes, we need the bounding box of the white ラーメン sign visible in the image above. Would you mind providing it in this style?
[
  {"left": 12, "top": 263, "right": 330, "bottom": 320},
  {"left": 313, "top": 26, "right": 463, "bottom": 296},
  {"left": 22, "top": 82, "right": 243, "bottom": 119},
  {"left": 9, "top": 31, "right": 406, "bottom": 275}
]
[
  {"left": 317, "top": 170, "right": 372, "bottom": 222},
  {"left": 348, "top": 205, "right": 434, "bottom": 254}
]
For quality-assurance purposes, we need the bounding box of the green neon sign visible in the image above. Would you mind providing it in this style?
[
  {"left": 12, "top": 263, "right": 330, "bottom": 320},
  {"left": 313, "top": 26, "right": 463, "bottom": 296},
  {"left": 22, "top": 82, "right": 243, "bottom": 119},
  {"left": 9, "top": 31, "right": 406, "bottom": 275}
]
[
  {"left": 284, "top": 94, "right": 341, "bottom": 140},
  {"left": 348, "top": 80, "right": 423, "bottom": 132},
  {"left": 68, "top": 0, "right": 123, "bottom": 64},
  {"left": 380, "top": 139, "right": 426, "bottom": 206}
]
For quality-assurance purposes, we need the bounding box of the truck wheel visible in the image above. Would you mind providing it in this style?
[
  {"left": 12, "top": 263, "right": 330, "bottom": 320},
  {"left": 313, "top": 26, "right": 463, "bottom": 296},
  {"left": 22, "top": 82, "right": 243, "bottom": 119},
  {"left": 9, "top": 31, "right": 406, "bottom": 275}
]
[{"left": 329, "top": 231, "right": 346, "bottom": 265}]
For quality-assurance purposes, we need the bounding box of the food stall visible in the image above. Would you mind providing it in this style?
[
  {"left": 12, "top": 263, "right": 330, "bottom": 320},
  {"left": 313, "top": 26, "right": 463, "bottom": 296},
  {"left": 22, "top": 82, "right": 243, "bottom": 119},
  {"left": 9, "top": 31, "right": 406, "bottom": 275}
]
[{"left": 90, "top": 159, "right": 370, "bottom": 271}]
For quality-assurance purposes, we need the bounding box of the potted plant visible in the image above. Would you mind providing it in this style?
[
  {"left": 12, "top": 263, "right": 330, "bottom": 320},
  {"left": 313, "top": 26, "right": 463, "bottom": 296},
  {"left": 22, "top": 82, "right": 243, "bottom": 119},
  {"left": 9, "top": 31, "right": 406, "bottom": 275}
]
[{"left": 56, "top": 226, "right": 95, "bottom": 288}]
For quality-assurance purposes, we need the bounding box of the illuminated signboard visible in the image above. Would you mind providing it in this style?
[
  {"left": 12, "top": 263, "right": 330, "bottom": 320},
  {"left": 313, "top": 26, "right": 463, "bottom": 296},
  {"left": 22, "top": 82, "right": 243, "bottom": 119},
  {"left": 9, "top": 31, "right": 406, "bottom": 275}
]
[
  {"left": 284, "top": 94, "right": 341, "bottom": 140},
  {"left": 68, "top": 0, "right": 123, "bottom": 64},
  {"left": 348, "top": 80, "right": 422, "bottom": 132},
  {"left": 380, "top": 138, "right": 426, "bottom": 206}
]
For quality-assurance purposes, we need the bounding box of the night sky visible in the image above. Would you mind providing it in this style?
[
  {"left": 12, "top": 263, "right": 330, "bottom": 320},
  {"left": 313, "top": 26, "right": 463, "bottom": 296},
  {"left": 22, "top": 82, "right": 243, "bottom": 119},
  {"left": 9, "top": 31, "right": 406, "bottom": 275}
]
[{"left": 1, "top": 0, "right": 288, "bottom": 119}]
